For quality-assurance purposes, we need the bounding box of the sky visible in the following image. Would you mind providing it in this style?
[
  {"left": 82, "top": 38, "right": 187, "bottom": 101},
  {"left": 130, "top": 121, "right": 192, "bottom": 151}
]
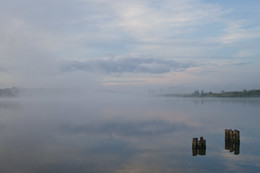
[{"left": 1, "top": 0, "right": 260, "bottom": 92}]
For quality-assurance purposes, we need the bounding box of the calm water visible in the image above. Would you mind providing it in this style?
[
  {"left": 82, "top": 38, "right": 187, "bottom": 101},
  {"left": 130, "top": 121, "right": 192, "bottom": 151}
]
[{"left": 0, "top": 93, "right": 260, "bottom": 173}]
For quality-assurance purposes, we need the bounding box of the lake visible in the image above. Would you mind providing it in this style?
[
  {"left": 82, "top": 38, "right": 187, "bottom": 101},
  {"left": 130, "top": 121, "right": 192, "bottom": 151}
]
[{"left": 0, "top": 93, "right": 260, "bottom": 173}]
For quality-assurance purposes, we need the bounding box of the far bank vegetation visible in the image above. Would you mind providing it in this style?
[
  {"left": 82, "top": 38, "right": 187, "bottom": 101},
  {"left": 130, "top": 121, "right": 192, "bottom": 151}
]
[{"left": 164, "top": 89, "right": 260, "bottom": 98}]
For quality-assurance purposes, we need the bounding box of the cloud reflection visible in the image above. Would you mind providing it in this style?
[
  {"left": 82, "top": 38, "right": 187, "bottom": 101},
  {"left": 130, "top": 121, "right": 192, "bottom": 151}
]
[{"left": 61, "top": 119, "right": 191, "bottom": 137}]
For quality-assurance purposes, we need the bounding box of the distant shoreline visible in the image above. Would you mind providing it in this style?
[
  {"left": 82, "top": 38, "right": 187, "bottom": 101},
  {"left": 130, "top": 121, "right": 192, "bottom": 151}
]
[
  {"left": 0, "top": 87, "right": 19, "bottom": 98},
  {"left": 162, "top": 89, "right": 260, "bottom": 98}
]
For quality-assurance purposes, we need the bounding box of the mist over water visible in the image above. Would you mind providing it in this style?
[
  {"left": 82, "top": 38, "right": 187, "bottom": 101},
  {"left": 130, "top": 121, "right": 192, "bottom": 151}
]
[
  {"left": 0, "top": 92, "right": 259, "bottom": 173},
  {"left": 1, "top": 0, "right": 260, "bottom": 172}
]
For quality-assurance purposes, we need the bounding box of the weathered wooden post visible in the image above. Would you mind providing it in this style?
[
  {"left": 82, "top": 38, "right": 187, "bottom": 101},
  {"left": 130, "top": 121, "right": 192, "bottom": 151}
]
[
  {"left": 225, "top": 129, "right": 240, "bottom": 155},
  {"left": 202, "top": 138, "right": 206, "bottom": 149},
  {"left": 229, "top": 141, "right": 234, "bottom": 152},
  {"left": 199, "top": 148, "right": 206, "bottom": 156},
  {"left": 234, "top": 143, "right": 240, "bottom": 155},
  {"left": 192, "top": 138, "right": 198, "bottom": 148},
  {"left": 192, "top": 137, "right": 206, "bottom": 156},
  {"left": 198, "top": 137, "right": 206, "bottom": 149},
  {"left": 192, "top": 148, "right": 197, "bottom": 156},
  {"left": 192, "top": 138, "right": 198, "bottom": 156},
  {"left": 225, "top": 140, "right": 229, "bottom": 150},
  {"left": 225, "top": 129, "right": 229, "bottom": 139},
  {"left": 234, "top": 129, "right": 240, "bottom": 143},
  {"left": 229, "top": 129, "right": 234, "bottom": 142}
]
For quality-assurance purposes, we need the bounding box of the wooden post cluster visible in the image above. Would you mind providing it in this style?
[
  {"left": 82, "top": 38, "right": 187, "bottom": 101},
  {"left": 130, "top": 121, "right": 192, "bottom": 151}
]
[
  {"left": 225, "top": 129, "right": 240, "bottom": 142},
  {"left": 192, "top": 137, "right": 206, "bottom": 156},
  {"left": 225, "top": 129, "right": 240, "bottom": 155}
]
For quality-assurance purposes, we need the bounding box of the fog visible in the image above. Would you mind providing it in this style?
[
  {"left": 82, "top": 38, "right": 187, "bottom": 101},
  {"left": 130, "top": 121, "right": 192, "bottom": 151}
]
[
  {"left": 0, "top": 92, "right": 260, "bottom": 172},
  {"left": 1, "top": 0, "right": 260, "bottom": 172}
]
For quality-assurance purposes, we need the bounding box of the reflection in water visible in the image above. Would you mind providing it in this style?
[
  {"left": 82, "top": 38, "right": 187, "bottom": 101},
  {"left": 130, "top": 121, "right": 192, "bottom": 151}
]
[
  {"left": 0, "top": 96, "right": 259, "bottom": 172},
  {"left": 192, "top": 147, "right": 206, "bottom": 156},
  {"left": 225, "top": 140, "right": 240, "bottom": 155},
  {"left": 61, "top": 120, "right": 191, "bottom": 137},
  {"left": 225, "top": 129, "right": 240, "bottom": 155},
  {"left": 0, "top": 100, "right": 19, "bottom": 109}
]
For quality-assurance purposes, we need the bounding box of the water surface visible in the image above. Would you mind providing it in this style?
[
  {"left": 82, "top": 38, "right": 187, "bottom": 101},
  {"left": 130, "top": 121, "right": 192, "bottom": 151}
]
[{"left": 0, "top": 94, "right": 259, "bottom": 172}]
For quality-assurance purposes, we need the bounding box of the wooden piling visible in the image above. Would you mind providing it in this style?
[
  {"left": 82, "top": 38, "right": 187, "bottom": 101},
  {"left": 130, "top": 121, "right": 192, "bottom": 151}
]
[
  {"left": 234, "top": 129, "right": 240, "bottom": 143},
  {"left": 229, "top": 129, "right": 233, "bottom": 142},
  {"left": 199, "top": 148, "right": 206, "bottom": 156},
  {"left": 225, "top": 140, "right": 229, "bottom": 150},
  {"left": 203, "top": 139, "right": 206, "bottom": 149},
  {"left": 225, "top": 129, "right": 240, "bottom": 155},
  {"left": 198, "top": 137, "right": 202, "bottom": 148},
  {"left": 192, "top": 148, "right": 197, "bottom": 156},
  {"left": 229, "top": 142, "right": 234, "bottom": 153},
  {"left": 192, "top": 138, "right": 198, "bottom": 148},
  {"left": 234, "top": 143, "right": 240, "bottom": 155},
  {"left": 198, "top": 137, "right": 206, "bottom": 149},
  {"left": 225, "top": 129, "right": 229, "bottom": 139},
  {"left": 192, "top": 137, "right": 206, "bottom": 156}
]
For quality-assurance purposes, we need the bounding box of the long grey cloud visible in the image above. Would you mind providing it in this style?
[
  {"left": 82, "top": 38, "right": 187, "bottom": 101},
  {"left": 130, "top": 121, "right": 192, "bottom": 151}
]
[{"left": 61, "top": 58, "right": 195, "bottom": 74}]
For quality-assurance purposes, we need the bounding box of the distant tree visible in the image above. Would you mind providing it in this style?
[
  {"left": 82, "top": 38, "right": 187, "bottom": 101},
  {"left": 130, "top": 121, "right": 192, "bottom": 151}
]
[{"left": 193, "top": 90, "right": 200, "bottom": 96}]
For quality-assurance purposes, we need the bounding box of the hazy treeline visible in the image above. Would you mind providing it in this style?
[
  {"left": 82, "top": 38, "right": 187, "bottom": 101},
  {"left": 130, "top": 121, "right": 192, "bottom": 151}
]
[
  {"left": 0, "top": 87, "right": 66, "bottom": 98},
  {"left": 0, "top": 87, "right": 19, "bottom": 97},
  {"left": 192, "top": 89, "right": 260, "bottom": 98},
  {"left": 163, "top": 89, "right": 260, "bottom": 98}
]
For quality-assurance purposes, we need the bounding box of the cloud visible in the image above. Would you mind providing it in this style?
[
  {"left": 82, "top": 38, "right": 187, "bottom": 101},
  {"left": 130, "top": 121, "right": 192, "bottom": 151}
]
[
  {"left": 0, "top": 0, "right": 260, "bottom": 89},
  {"left": 111, "top": 0, "right": 224, "bottom": 39},
  {"left": 220, "top": 25, "right": 260, "bottom": 44},
  {"left": 61, "top": 57, "right": 195, "bottom": 74},
  {"left": 233, "top": 50, "right": 256, "bottom": 58}
]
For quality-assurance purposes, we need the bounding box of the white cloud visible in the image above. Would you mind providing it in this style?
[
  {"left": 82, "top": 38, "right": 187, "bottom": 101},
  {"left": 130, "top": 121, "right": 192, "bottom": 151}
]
[
  {"left": 233, "top": 50, "right": 255, "bottom": 58},
  {"left": 220, "top": 26, "right": 260, "bottom": 44},
  {"left": 111, "top": 0, "right": 224, "bottom": 42}
]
